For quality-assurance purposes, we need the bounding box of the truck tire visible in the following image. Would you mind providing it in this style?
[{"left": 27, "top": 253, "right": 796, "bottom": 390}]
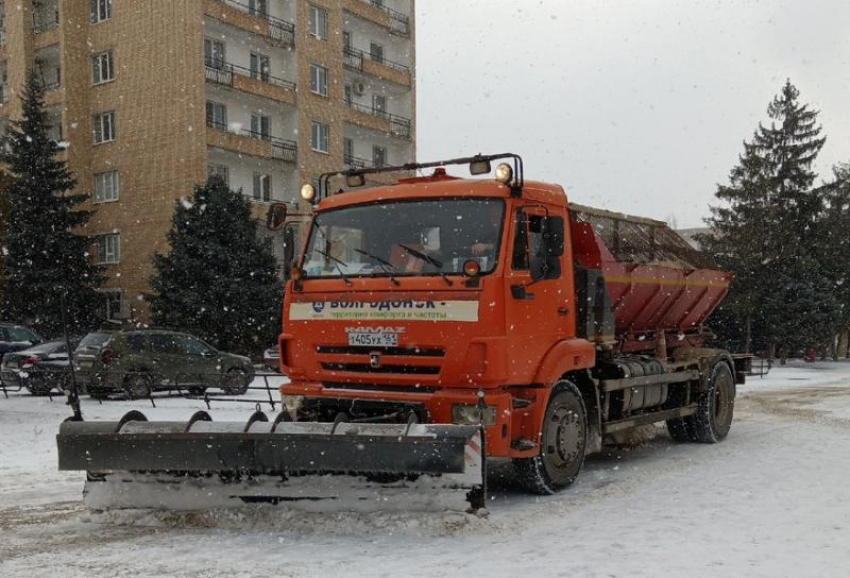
[
  {"left": 692, "top": 361, "right": 735, "bottom": 443},
  {"left": 513, "top": 381, "right": 587, "bottom": 495}
]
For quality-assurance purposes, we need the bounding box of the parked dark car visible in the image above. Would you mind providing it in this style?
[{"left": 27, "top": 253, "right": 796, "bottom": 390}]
[
  {"left": 0, "top": 323, "right": 44, "bottom": 361},
  {"left": 72, "top": 329, "right": 118, "bottom": 390},
  {"left": 1, "top": 338, "right": 80, "bottom": 395},
  {"left": 84, "top": 329, "right": 254, "bottom": 399}
]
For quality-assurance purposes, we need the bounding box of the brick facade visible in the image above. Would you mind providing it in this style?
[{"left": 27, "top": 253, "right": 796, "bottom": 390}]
[{"left": 0, "top": 0, "right": 415, "bottom": 322}]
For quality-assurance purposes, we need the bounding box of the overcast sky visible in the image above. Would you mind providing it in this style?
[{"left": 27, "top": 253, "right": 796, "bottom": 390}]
[{"left": 415, "top": 0, "right": 850, "bottom": 228}]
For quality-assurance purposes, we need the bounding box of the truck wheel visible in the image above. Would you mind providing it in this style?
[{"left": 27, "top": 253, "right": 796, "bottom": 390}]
[
  {"left": 513, "top": 381, "right": 587, "bottom": 495},
  {"left": 692, "top": 361, "right": 735, "bottom": 443},
  {"left": 123, "top": 374, "right": 152, "bottom": 400}
]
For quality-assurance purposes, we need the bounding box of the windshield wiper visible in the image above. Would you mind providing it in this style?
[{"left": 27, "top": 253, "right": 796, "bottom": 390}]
[
  {"left": 354, "top": 249, "right": 400, "bottom": 286},
  {"left": 397, "top": 243, "right": 453, "bottom": 286},
  {"left": 315, "top": 249, "right": 353, "bottom": 286}
]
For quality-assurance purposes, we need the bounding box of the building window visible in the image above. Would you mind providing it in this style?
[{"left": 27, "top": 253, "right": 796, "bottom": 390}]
[
  {"left": 90, "top": 0, "right": 112, "bottom": 23},
  {"left": 370, "top": 42, "right": 384, "bottom": 64},
  {"left": 208, "top": 164, "right": 230, "bottom": 186},
  {"left": 253, "top": 173, "right": 272, "bottom": 202},
  {"left": 205, "top": 101, "right": 227, "bottom": 131},
  {"left": 309, "top": 6, "right": 327, "bottom": 40},
  {"left": 251, "top": 113, "right": 271, "bottom": 140},
  {"left": 373, "top": 94, "right": 387, "bottom": 116},
  {"left": 204, "top": 38, "right": 226, "bottom": 68},
  {"left": 344, "top": 84, "right": 352, "bottom": 105},
  {"left": 373, "top": 145, "right": 387, "bottom": 169},
  {"left": 91, "top": 50, "right": 114, "bottom": 85},
  {"left": 96, "top": 233, "right": 120, "bottom": 264},
  {"left": 311, "top": 121, "right": 329, "bottom": 153},
  {"left": 100, "top": 289, "right": 124, "bottom": 320},
  {"left": 343, "top": 31, "right": 352, "bottom": 51},
  {"left": 93, "top": 111, "right": 116, "bottom": 144},
  {"left": 310, "top": 64, "right": 328, "bottom": 97},
  {"left": 344, "top": 137, "right": 354, "bottom": 160},
  {"left": 248, "top": 0, "right": 267, "bottom": 18},
  {"left": 250, "top": 52, "right": 270, "bottom": 82},
  {"left": 94, "top": 170, "right": 119, "bottom": 202}
]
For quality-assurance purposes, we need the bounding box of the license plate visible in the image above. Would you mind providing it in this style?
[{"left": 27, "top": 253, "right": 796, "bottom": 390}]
[
  {"left": 78, "top": 360, "right": 93, "bottom": 369},
  {"left": 348, "top": 332, "right": 399, "bottom": 347}
]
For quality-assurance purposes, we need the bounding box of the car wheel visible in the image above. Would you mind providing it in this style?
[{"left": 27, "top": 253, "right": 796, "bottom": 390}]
[
  {"left": 123, "top": 374, "right": 152, "bottom": 400},
  {"left": 222, "top": 368, "right": 250, "bottom": 395}
]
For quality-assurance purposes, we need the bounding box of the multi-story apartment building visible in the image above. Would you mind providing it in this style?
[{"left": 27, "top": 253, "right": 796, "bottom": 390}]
[{"left": 0, "top": 0, "right": 415, "bottom": 321}]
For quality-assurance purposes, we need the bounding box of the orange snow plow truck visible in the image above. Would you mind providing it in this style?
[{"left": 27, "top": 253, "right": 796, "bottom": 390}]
[{"left": 57, "top": 154, "right": 745, "bottom": 512}]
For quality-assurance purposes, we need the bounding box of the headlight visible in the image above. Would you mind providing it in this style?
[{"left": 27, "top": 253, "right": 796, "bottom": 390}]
[
  {"left": 452, "top": 404, "right": 497, "bottom": 426},
  {"left": 494, "top": 163, "right": 513, "bottom": 185},
  {"left": 300, "top": 184, "right": 316, "bottom": 202}
]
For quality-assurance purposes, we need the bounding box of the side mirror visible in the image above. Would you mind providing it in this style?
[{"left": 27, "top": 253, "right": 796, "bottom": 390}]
[
  {"left": 266, "top": 203, "right": 288, "bottom": 231},
  {"left": 469, "top": 159, "right": 491, "bottom": 175}
]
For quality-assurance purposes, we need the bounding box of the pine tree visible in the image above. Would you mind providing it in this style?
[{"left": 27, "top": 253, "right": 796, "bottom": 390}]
[
  {"left": 148, "top": 178, "right": 281, "bottom": 357},
  {"left": 814, "top": 163, "right": 850, "bottom": 357},
  {"left": 701, "top": 80, "right": 832, "bottom": 359},
  {"left": 0, "top": 72, "right": 104, "bottom": 335}
]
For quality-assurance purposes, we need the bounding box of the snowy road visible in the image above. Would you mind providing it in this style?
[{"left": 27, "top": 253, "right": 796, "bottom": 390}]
[{"left": 1, "top": 362, "right": 849, "bottom": 578}]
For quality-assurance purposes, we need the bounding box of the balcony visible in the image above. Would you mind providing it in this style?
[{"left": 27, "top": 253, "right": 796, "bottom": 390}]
[
  {"left": 345, "top": 153, "right": 372, "bottom": 170},
  {"left": 343, "top": 46, "right": 410, "bottom": 86},
  {"left": 344, "top": 0, "right": 410, "bottom": 37},
  {"left": 33, "top": 13, "right": 59, "bottom": 34},
  {"left": 344, "top": 100, "right": 411, "bottom": 139},
  {"left": 205, "top": 60, "right": 296, "bottom": 105},
  {"left": 206, "top": 119, "right": 297, "bottom": 163},
  {"left": 207, "top": 0, "right": 295, "bottom": 49}
]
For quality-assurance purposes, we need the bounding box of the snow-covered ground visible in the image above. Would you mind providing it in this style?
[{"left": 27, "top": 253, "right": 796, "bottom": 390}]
[{"left": 1, "top": 362, "right": 849, "bottom": 577}]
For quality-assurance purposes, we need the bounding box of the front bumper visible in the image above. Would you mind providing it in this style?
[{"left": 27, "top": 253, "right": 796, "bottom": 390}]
[{"left": 282, "top": 381, "right": 535, "bottom": 459}]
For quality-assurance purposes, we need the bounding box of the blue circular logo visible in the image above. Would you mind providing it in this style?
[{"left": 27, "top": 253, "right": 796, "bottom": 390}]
[{"left": 312, "top": 302, "right": 325, "bottom": 313}]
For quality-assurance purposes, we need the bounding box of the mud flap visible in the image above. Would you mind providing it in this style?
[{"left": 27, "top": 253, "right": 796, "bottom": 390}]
[{"left": 57, "top": 411, "right": 487, "bottom": 513}]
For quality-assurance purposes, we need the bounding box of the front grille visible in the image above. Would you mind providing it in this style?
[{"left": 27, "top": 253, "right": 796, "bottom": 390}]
[
  {"left": 323, "top": 382, "right": 439, "bottom": 394},
  {"left": 321, "top": 362, "right": 440, "bottom": 375},
  {"left": 316, "top": 345, "right": 444, "bottom": 357}
]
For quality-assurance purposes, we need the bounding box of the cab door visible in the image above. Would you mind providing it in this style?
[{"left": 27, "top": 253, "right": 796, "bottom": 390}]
[{"left": 504, "top": 204, "right": 570, "bottom": 383}]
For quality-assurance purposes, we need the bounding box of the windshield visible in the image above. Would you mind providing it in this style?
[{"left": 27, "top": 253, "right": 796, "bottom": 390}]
[
  {"left": 302, "top": 199, "right": 505, "bottom": 278},
  {"left": 76, "top": 332, "right": 112, "bottom": 351}
]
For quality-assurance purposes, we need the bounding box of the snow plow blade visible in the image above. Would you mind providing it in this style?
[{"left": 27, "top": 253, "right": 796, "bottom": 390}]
[{"left": 56, "top": 411, "right": 487, "bottom": 513}]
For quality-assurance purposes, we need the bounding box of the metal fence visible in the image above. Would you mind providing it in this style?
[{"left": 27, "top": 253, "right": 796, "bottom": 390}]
[
  {"left": 1, "top": 368, "right": 287, "bottom": 411},
  {"left": 205, "top": 61, "right": 296, "bottom": 91},
  {"left": 344, "top": 100, "right": 412, "bottom": 139},
  {"left": 215, "top": 0, "right": 296, "bottom": 47},
  {"left": 342, "top": 46, "right": 410, "bottom": 75},
  {"left": 571, "top": 203, "right": 716, "bottom": 269}
]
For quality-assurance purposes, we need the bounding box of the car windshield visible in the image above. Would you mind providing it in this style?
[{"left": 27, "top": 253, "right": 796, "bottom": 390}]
[
  {"left": 77, "top": 332, "right": 112, "bottom": 351},
  {"left": 302, "top": 198, "right": 505, "bottom": 278}
]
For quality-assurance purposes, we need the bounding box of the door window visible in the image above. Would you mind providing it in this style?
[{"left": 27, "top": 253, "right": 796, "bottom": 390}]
[
  {"left": 150, "top": 334, "right": 179, "bottom": 354},
  {"left": 179, "top": 336, "right": 216, "bottom": 357},
  {"left": 512, "top": 210, "right": 563, "bottom": 279},
  {"left": 126, "top": 334, "right": 149, "bottom": 353}
]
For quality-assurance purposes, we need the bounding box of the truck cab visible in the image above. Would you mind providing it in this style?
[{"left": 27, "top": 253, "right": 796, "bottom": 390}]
[{"left": 279, "top": 157, "right": 595, "bottom": 463}]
